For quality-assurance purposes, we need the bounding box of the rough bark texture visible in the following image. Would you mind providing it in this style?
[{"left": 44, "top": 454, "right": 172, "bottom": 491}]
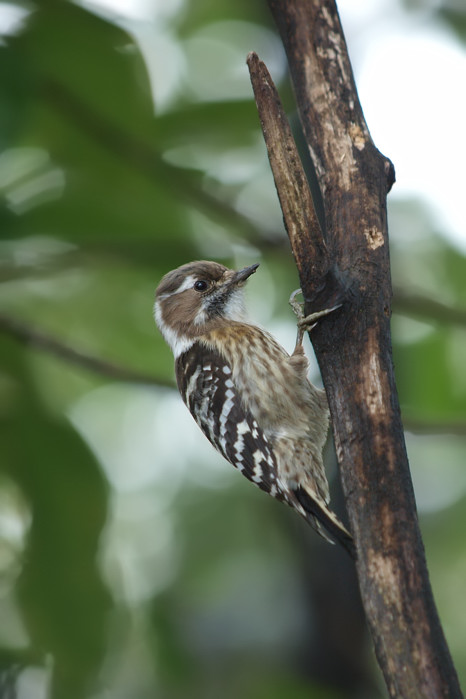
[{"left": 248, "top": 1, "right": 463, "bottom": 697}]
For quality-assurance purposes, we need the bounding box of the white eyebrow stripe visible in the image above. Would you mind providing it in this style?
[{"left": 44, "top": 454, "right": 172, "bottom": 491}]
[{"left": 158, "top": 275, "right": 196, "bottom": 299}]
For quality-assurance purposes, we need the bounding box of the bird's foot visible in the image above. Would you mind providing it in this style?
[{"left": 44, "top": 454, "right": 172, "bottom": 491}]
[{"left": 289, "top": 288, "right": 342, "bottom": 347}]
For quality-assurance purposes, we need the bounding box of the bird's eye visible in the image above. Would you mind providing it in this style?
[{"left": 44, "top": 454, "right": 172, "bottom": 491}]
[{"left": 194, "top": 280, "right": 209, "bottom": 292}]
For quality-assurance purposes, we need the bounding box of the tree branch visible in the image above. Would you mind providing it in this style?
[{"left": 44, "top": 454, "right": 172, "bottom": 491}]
[
  {"left": 402, "top": 416, "right": 466, "bottom": 437},
  {"left": 44, "top": 80, "right": 283, "bottom": 248},
  {"left": 0, "top": 312, "right": 173, "bottom": 388},
  {"left": 2, "top": 312, "right": 464, "bottom": 438},
  {"left": 246, "top": 52, "right": 341, "bottom": 309},
  {"left": 247, "top": 0, "right": 463, "bottom": 696},
  {"left": 393, "top": 288, "right": 466, "bottom": 327}
]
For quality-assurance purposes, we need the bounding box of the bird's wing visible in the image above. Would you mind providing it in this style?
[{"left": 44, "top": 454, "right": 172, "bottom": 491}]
[
  {"left": 176, "top": 343, "right": 354, "bottom": 557},
  {"left": 176, "top": 343, "right": 283, "bottom": 499}
]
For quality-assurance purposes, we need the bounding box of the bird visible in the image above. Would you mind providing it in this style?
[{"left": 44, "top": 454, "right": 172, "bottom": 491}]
[{"left": 154, "top": 260, "right": 354, "bottom": 556}]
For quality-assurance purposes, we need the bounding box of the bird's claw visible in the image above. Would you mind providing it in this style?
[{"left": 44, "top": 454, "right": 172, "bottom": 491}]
[
  {"left": 289, "top": 288, "right": 305, "bottom": 322},
  {"left": 289, "top": 288, "right": 342, "bottom": 347}
]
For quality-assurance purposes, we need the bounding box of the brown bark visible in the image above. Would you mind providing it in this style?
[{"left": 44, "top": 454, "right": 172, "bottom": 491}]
[{"left": 247, "top": 1, "right": 463, "bottom": 696}]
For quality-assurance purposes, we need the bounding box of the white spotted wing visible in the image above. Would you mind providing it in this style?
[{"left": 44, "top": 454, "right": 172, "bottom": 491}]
[{"left": 176, "top": 343, "right": 282, "bottom": 499}]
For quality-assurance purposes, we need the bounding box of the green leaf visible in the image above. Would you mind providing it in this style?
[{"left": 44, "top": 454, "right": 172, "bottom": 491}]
[{"left": 0, "top": 337, "right": 112, "bottom": 698}]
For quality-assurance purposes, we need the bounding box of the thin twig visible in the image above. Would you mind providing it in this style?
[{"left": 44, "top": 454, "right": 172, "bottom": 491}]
[
  {"left": 43, "top": 80, "right": 282, "bottom": 248},
  {"left": 403, "top": 417, "right": 466, "bottom": 436},
  {"left": 246, "top": 52, "right": 330, "bottom": 302},
  {"left": 393, "top": 288, "right": 466, "bottom": 327},
  {"left": 2, "top": 313, "right": 465, "bottom": 434},
  {"left": 0, "top": 312, "right": 173, "bottom": 388}
]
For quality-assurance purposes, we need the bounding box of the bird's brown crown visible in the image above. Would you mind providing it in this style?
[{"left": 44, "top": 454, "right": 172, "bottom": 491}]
[{"left": 154, "top": 260, "right": 259, "bottom": 357}]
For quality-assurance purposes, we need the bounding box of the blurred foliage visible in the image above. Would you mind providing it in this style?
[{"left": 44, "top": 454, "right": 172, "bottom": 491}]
[{"left": 0, "top": 1, "right": 465, "bottom": 698}]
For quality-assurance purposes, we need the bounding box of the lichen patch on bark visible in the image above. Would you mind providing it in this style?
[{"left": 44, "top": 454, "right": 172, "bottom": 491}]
[
  {"left": 349, "top": 122, "right": 366, "bottom": 151},
  {"left": 358, "top": 335, "right": 388, "bottom": 419},
  {"left": 364, "top": 226, "right": 385, "bottom": 250}
]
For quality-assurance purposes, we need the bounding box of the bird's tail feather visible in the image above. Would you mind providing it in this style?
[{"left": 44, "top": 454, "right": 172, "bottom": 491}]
[{"left": 295, "top": 486, "right": 356, "bottom": 559}]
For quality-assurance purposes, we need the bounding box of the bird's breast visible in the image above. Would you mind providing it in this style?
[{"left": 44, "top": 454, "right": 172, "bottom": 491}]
[{"left": 201, "top": 323, "right": 317, "bottom": 436}]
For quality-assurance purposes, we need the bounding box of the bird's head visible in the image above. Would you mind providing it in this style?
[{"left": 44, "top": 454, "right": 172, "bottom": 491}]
[{"left": 155, "top": 260, "right": 259, "bottom": 357}]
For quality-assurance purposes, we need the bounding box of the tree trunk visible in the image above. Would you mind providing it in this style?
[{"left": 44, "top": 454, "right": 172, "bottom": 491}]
[{"left": 248, "top": 1, "right": 463, "bottom": 696}]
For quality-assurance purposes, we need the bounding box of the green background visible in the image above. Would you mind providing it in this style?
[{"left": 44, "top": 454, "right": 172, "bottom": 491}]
[{"left": 0, "top": 1, "right": 465, "bottom": 697}]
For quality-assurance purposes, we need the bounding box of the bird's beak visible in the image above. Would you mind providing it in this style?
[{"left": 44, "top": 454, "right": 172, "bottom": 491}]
[{"left": 232, "top": 263, "right": 260, "bottom": 285}]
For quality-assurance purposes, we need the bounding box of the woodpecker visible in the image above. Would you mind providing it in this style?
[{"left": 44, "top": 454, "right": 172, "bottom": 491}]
[{"left": 155, "top": 260, "right": 354, "bottom": 555}]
